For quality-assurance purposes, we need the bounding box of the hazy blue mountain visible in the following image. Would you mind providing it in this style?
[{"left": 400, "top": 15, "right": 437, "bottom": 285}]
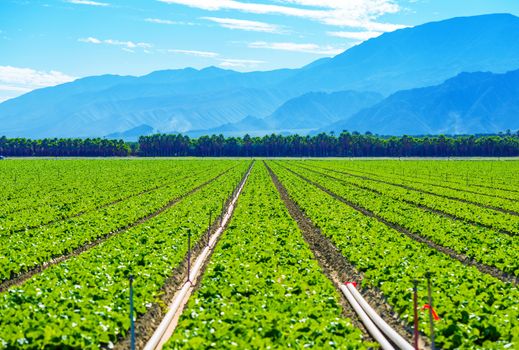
[
  {"left": 2, "top": 13, "right": 519, "bottom": 138},
  {"left": 284, "top": 13, "right": 519, "bottom": 95},
  {"left": 0, "top": 67, "right": 298, "bottom": 138},
  {"left": 300, "top": 57, "right": 332, "bottom": 70},
  {"left": 321, "top": 69, "right": 519, "bottom": 135},
  {"left": 186, "top": 116, "right": 270, "bottom": 138},
  {"left": 105, "top": 124, "right": 155, "bottom": 141},
  {"left": 188, "top": 90, "right": 382, "bottom": 137},
  {"left": 264, "top": 91, "right": 382, "bottom": 130}
]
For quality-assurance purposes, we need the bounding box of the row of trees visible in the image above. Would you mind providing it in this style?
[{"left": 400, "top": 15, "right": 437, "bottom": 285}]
[
  {"left": 0, "top": 137, "right": 131, "bottom": 157},
  {"left": 138, "top": 132, "right": 519, "bottom": 157},
  {"left": 1, "top": 132, "right": 518, "bottom": 158}
]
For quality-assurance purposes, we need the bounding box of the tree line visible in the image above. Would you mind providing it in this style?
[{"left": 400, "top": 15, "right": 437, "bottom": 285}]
[
  {"left": 0, "top": 137, "right": 131, "bottom": 157},
  {"left": 1, "top": 132, "right": 518, "bottom": 158},
  {"left": 138, "top": 132, "right": 519, "bottom": 157}
]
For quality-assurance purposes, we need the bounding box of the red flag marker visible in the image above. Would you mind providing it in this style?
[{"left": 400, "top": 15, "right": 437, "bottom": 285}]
[{"left": 422, "top": 304, "right": 440, "bottom": 321}]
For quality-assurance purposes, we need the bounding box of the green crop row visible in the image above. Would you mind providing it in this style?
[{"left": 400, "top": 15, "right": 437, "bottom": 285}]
[
  {"left": 322, "top": 160, "right": 519, "bottom": 195},
  {"left": 284, "top": 162, "right": 519, "bottom": 276},
  {"left": 0, "top": 160, "right": 155, "bottom": 210},
  {"left": 306, "top": 160, "right": 519, "bottom": 214},
  {"left": 269, "top": 161, "right": 519, "bottom": 350},
  {"left": 0, "top": 161, "right": 238, "bottom": 281},
  {"left": 0, "top": 161, "right": 249, "bottom": 349},
  {"left": 166, "top": 162, "right": 371, "bottom": 349},
  {"left": 0, "top": 160, "right": 216, "bottom": 230}
]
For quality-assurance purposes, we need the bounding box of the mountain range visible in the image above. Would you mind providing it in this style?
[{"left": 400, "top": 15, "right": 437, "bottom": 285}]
[
  {"left": 1, "top": 13, "right": 519, "bottom": 139},
  {"left": 187, "top": 91, "right": 383, "bottom": 137},
  {"left": 319, "top": 69, "right": 519, "bottom": 135}
]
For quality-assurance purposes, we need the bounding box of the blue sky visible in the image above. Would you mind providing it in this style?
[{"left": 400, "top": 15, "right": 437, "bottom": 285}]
[{"left": 1, "top": 0, "right": 519, "bottom": 101}]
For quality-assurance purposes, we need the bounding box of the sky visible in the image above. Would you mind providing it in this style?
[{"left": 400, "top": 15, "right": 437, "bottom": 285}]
[{"left": 1, "top": 0, "right": 519, "bottom": 102}]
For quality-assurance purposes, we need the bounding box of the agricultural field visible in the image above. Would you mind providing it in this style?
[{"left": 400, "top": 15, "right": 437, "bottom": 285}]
[{"left": 0, "top": 158, "right": 518, "bottom": 349}]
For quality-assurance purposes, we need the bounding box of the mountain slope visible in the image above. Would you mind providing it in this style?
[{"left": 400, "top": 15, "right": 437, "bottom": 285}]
[
  {"left": 187, "top": 90, "right": 382, "bottom": 137},
  {"left": 321, "top": 69, "right": 519, "bottom": 135},
  {"left": 185, "top": 116, "right": 270, "bottom": 138},
  {"left": 285, "top": 13, "right": 519, "bottom": 95},
  {"left": 0, "top": 67, "right": 298, "bottom": 138},
  {"left": 264, "top": 91, "right": 382, "bottom": 130},
  {"left": 2, "top": 13, "right": 519, "bottom": 138}
]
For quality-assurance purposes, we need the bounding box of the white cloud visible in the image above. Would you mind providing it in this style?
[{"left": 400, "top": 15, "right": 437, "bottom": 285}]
[
  {"left": 79, "top": 37, "right": 152, "bottom": 50},
  {"left": 145, "top": 18, "right": 196, "bottom": 25},
  {"left": 202, "top": 17, "right": 283, "bottom": 33},
  {"left": 0, "top": 85, "right": 31, "bottom": 93},
  {"left": 158, "top": 0, "right": 405, "bottom": 32},
  {"left": 168, "top": 49, "right": 219, "bottom": 58},
  {"left": 248, "top": 41, "right": 343, "bottom": 55},
  {"left": 65, "top": 0, "right": 109, "bottom": 6},
  {"left": 105, "top": 39, "right": 152, "bottom": 49},
  {"left": 219, "top": 59, "right": 265, "bottom": 69},
  {"left": 327, "top": 30, "right": 382, "bottom": 41},
  {"left": 0, "top": 66, "right": 76, "bottom": 102},
  {"left": 145, "top": 18, "right": 177, "bottom": 25},
  {"left": 0, "top": 66, "right": 75, "bottom": 87},
  {"left": 79, "top": 36, "right": 101, "bottom": 44},
  {"left": 279, "top": 0, "right": 397, "bottom": 15}
]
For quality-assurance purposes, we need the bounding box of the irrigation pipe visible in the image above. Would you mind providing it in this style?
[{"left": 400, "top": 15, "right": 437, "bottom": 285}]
[
  {"left": 339, "top": 284, "right": 395, "bottom": 350},
  {"left": 344, "top": 283, "right": 414, "bottom": 350},
  {"left": 144, "top": 163, "right": 253, "bottom": 350}
]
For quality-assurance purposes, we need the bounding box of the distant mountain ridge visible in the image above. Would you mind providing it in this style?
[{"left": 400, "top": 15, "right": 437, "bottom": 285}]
[
  {"left": 0, "top": 68, "right": 298, "bottom": 138},
  {"left": 285, "top": 13, "right": 519, "bottom": 94},
  {"left": 265, "top": 91, "right": 382, "bottom": 129},
  {"left": 188, "top": 91, "right": 382, "bottom": 137},
  {"left": 1, "top": 13, "right": 519, "bottom": 138},
  {"left": 320, "top": 69, "right": 519, "bottom": 135}
]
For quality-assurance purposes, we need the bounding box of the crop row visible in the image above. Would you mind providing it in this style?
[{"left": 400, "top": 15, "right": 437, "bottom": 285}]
[
  {"left": 297, "top": 162, "right": 519, "bottom": 235},
  {"left": 1, "top": 160, "right": 154, "bottom": 207},
  {"left": 335, "top": 160, "right": 519, "bottom": 195},
  {"left": 269, "top": 161, "right": 519, "bottom": 349},
  {"left": 280, "top": 162, "right": 519, "bottom": 277},
  {"left": 0, "top": 162, "right": 249, "bottom": 349},
  {"left": 0, "top": 160, "right": 216, "bottom": 229},
  {"left": 166, "top": 162, "right": 370, "bottom": 349},
  {"left": 0, "top": 161, "right": 239, "bottom": 282},
  {"left": 306, "top": 161, "right": 519, "bottom": 214}
]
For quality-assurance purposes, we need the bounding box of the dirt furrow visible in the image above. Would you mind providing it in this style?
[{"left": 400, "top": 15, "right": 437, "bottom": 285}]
[
  {"left": 3, "top": 179, "right": 135, "bottom": 216},
  {"left": 6, "top": 170, "right": 208, "bottom": 235},
  {"left": 307, "top": 164, "right": 519, "bottom": 217},
  {"left": 316, "top": 164, "right": 519, "bottom": 202}
]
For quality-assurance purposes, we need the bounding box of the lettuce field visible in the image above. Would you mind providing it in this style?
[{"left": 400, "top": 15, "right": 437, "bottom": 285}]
[{"left": 0, "top": 158, "right": 518, "bottom": 349}]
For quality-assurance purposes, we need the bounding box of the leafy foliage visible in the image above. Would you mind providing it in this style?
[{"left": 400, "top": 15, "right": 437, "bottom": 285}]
[
  {"left": 0, "top": 161, "right": 248, "bottom": 348},
  {"left": 167, "top": 163, "right": 370, "bottom": 349},
  {"left": 288, "top": 162, "right": 519, "bottom": 275},
  {"left": 270, "top": 161, "right": 519, "bottom": 349},
  {"left": 0, "top": 161, "right": 238, "bottom": 281}
]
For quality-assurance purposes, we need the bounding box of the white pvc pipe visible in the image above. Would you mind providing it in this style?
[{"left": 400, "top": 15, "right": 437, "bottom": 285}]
[
  {"left": 143, "top": 281, "right": 192, "bottom": 350},
  {"left": 346, "top": 283, "right": 414, "bottom": 350},
  {"left": 340, "top": 284, "right": 395, "bottom": 350},
  {"left": 144, "top": 165, "right": 253, "bottom": 350}
]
